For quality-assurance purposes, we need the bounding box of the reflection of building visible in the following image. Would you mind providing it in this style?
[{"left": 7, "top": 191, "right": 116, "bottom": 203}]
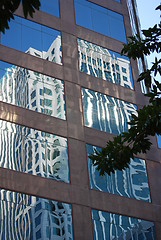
[
  {"left": 78, "top": 39, "right": 133, "bottom": 89},
  {"left": 0, "top": 0, "right": 161, "bottom": 239},
  {"left": 0, "top": 190, "right": 73, "bottom": 239},
  {"left": 82, "top": 88, "right": 136, "bottom": 134},
  {"left": 0, "top": 36, "right": 64, "bottom": 119}
]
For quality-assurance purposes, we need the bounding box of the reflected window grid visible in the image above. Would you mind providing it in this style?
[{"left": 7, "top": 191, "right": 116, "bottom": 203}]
[
  {"left": 0, "top": 16, "right": 62, "bottom": 65},
  {"left": 0, "top": 61, "right": 66, "bottom": 120},
  {"left": 0, "top": 189, "right": 73, "bottom": 239},
  {"left": 74, "top": 0, "right": 126, "bottom": 42},
  {"left": 78, "top": 39, "right": 134, "bottom": 89},
  {"left": 92, "top": 209, "right": 155, "bottom": 240},
  {"left": 82, "top": 88, "right": 137, "bottom": 134},
  {"left": 0, "top": 120, "right": 69, "bottom": 183},
  {"left": 87, "top": 144, "right": 151, "bottom": 202}
]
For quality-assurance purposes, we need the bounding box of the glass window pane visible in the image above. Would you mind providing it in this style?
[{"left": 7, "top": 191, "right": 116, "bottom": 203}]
[
  {"left": 1, "top": 17, "right": 21, "bottom": 51},
  {"left": 82, "top": 88, "right": 136, "bottom": 134},
  {"left": 1, "top": 16, "right": 62, "bottom": 64},
  {"left": 74, "top": 1, "right": 126, "bottom": 42},
  {"left": 91, "top": 9, "right": 110, "bottom": 36},
  {"left": 0, "top": 120, "right": 69, "bottom": 183},
  {"left": 0, "top": 189, "right": 73, "bottom": 239},
  {"left": 92, "top": 209, "right": 155, "bottom": 240},
  {"left": 87, "top": 144, "right": 151, "bottom": 202},
  {"left": 75, "top": 2, "right": 93, "bottom": 29},
  {"left": 109, "top": 14, "right": 126, "bottom": 42},
  {"left": 78, "top": 39, "right": 134, "bottom": 89},
  {"left": 157, "top": 135, "right": 161, "bottom": 148},
  {"left": 40, "top": 0, "right": 59, "bottom": 17},
  {"left": 0, "top": 61, "right": 65, "bottom": 119}
]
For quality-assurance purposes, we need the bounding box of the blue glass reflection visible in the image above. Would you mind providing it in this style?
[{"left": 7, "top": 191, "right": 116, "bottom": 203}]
[
  {"left": 157, "top": 135, "right": 161, "bottom": 148},
  {"left": 74, "top": 0, "right": 126, "bottom": 42},
  {"left": 82, "top": 88, "right": 136, "bottom": 134},
  {"left": 0, "top": 61, "right": 65, "bottom": 119},
  {"left": 40, "top": 0, "right": 59, "bottom": 17},
  {"left": 78, "top": 39, "right": 134, "bottom": 89},
  {"left": 87, "top": 144, "right": 151, "bottom": 202},
  {"left": 0, "top": 120, "right": 69, "bottom": 183},
  {"left": 0, "top": 16, "right": 62, "bottom": 64},
  {"left": 0, "top": 189, "right": 73, "bottom": 239},
  {"left": 92, "top": 209, "right": 155, "bottom": 240}
]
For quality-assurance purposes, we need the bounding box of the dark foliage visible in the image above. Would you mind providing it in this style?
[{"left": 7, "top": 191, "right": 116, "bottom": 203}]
[{"left": 0, "top": 0, "right": 41, "bottom": 33}]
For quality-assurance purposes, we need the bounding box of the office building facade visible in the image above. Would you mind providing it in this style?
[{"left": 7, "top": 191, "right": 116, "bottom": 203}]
[{"left": 0, "top": 0, "right": 161, "bottom": 239}]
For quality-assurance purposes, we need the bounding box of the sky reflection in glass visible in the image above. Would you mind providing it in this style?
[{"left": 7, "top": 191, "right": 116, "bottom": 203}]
[
  {"left": 92, "top": 209, "right": 155, "bottom": 240},
  {"left": 40, "top": 0, "right": 59, "bottom": 17},
  {"left": 82, "top": 88, "right": 136, "bottom": 134},
  {"left": 74, "top": 0, "right": 126, "bottom": 42},
  {"left": 87, "top": 144, "right": 151, "bottom": 202},
  {"left": 0, "top": 189, "right": 73, "bottom": 239},
  {"left": 0, "top": 120, "right": 69, "bottom": 183},
  {"left": 0, "top": 16, "right": 62, "bottom": 64}
]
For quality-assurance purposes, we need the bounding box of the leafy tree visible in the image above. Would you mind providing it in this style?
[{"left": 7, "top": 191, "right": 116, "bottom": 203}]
[
  {"left": 89, "top": 4, "right": 161, "bottom": 176},
  {"left": 0, "top": 0, "right": 41, "bottom": 33}
]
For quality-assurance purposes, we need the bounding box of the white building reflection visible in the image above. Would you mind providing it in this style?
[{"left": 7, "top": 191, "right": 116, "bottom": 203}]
[
  {"left": 78, "top": 39, "right": 134, "bottom": 89},
  {"left": 0, "top": 189, "right": 73, "bottom": 239}
]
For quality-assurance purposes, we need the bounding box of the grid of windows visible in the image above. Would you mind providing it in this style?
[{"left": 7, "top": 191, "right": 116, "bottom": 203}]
[
  {"left": 74, "top": 0, "right": 126, "bottom": 42},
  {"left": 0, "top": 0, "right": 159, "bottom": 239}
]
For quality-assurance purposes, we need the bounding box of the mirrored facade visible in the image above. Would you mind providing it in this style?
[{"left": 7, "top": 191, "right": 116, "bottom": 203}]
[
  {"left": 0, "top": 16, "right": 62, "bottom": 64},
  {"left": 74, "top": 0, "right": 126, "bottom": 42},
  {"left": 40, "top": 0, "right": 59, "bottom": 17},
  {"left": 92, "top": 209, "right": 155, "bottom": 240},
  {"left": 0, "top": 120, "right": 69, "bottom": 183},
  {"left": 87, "top": 144, "right": 151, "bottom": 202},
  {"left": 82, "top": 88, "right": 136, "bottom": 134},
  {"left": 78, "top": 39, "right": 134, "bottom": 89},
  {"left": 0, "top": 61, "right": 65, "bottom": 119},
  {"left": 126, "top": 0, "right": 147, "bottom": 94},
  {"left": 0, "top": 189, "right": 73, "bottom": 239}
]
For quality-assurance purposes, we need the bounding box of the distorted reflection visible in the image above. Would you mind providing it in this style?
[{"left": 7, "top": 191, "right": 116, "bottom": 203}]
[
  {"left": 126, "top": 0, "right": 147, "bottom": 94},
  {"left": 0, "top": 189, "right": 73, "bottom": 239},
  {"left": 0, "top": 120, "right": 69, "bottom": 183},
  {"left": 92, "top": 209, "right": 155, "bottom": 240},
  {"left": 82, "top": 88, "right": 136, "bottom": 134},
  {"left": 1, "top": 16, "right": 62, "bottom": 64},
  {"left": 78, "top": 39, "right": 134, "bottom": 89},
  {"left": 74, "top": 0, "right": 126, "bottom": 42},
  {"left": 40, "top": 0, "right": 59, "bottom": 17},
  {"left": 87, "top": 144, "right": 151, "bottom": 202},
  {"left": 0, "top": 61, "right": 65, "bottom": 119}
]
